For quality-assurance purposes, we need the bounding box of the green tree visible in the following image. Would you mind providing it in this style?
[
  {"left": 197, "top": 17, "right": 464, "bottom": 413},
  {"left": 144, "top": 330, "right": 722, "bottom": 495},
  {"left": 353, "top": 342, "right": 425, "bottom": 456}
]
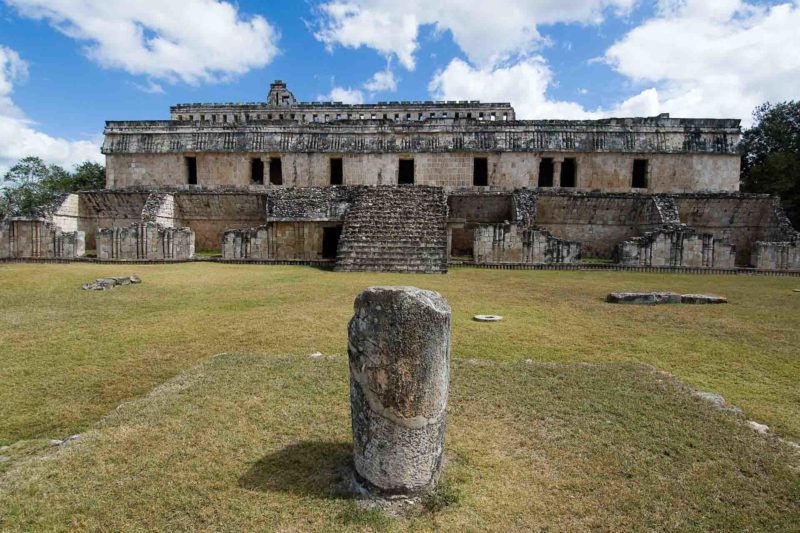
[
  {"left": 1, "top": 156, "right": 105, "bottom": 219},
  {"left": 740, "top": 101, "right": 800, "bottom": 228}
]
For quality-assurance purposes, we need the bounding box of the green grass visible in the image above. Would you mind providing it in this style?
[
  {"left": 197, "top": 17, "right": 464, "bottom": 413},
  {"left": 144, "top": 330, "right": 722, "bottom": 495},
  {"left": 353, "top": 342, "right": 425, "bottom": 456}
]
[
  {"left": 0, "top": 355, "right": 797, "bottom": 531},
  {"left": 0, "top": 263, "right": 798, "bottom": 447}
]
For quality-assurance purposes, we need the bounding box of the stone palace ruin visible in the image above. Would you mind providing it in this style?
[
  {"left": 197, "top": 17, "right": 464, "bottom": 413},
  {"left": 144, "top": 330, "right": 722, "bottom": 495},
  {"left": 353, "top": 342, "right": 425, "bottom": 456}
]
[{"left": 2, "top": 80, "right": 798, "bottom": 272}]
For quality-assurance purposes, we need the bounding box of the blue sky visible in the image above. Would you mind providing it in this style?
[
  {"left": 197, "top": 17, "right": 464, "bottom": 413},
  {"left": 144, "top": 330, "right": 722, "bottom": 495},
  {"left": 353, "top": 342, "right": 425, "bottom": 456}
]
[{"left": 0, "top": 0, "right": 798, "bottom": 172}]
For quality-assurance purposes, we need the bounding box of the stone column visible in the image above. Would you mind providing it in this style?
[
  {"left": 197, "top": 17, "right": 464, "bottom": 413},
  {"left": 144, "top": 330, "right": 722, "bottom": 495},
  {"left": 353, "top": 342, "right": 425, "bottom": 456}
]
[
  {"left": 348, "top": 286, "right": 451, "bottom": 495},
  {"left": 553, "top": 158, "right": 563, "bottom": 188}
]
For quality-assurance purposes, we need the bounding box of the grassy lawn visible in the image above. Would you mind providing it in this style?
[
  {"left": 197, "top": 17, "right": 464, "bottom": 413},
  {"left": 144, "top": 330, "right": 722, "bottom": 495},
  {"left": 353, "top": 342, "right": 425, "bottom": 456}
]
[
  {"left": 1, "top": 263, "right": 799, "bottom": 445},
  {"left": 1, "top": 263, "right": 798, "bottom": 529},
  {"left": 1, "top": 355, "right": 798, "bottom": 531}
]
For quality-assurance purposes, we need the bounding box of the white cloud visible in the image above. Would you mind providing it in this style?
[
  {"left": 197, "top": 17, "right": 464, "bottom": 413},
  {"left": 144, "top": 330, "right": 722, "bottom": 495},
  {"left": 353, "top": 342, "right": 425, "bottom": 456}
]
[
  {"left": 0, "top": 46, "right": 101, "bottom": 176},
  {"left": 318, "top": 86, "right": 365, "bottom": 104},
  {"left": 429, "top": 57, "right": 661, "bottom": 120},
  {"left": 314, "top": 0, "right": 635, "bottom": 69},
  {"left": 604, "top": 0, "right": 800, "bottom": 123},
  {"left": 364, "top": 68, "right": 397, "bottom": 92},
  {"left": 5, "top": 0, "right": 280, "bottom": 85}
]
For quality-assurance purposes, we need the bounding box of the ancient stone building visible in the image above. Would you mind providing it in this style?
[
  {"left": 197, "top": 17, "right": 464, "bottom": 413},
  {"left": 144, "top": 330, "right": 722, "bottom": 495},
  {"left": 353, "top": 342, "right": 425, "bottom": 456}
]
[{"left": 2, "top": 80, "right": 797, "bottom": 271}]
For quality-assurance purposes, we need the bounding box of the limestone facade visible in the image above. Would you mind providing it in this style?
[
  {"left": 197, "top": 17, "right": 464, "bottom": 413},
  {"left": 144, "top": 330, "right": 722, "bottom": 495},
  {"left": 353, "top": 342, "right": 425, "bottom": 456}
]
[
  {"left": 0, "top": 218, "right": 84, "bottom": 259},
  {"left": 96, "top": 223, "right": 194, "bottom": 261},
  {"left": 616, "top": 225, "right": 736, "bottom": 268}
]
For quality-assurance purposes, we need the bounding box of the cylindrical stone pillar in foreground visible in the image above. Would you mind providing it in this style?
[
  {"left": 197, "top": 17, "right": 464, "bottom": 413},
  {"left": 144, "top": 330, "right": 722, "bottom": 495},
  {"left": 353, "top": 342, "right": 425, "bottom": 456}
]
[{"left": 348, "top": 286, "right": 451, "bottom": 495}]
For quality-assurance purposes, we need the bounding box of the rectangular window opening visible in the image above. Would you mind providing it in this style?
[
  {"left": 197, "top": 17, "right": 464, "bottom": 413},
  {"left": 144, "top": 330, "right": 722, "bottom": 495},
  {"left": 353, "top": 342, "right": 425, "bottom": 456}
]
[
  {"left": 538, "top": 158, "right": 554, "bottom": 187},
  {"left": 330, "top": 157, "right": 343, "bottom": 185},
  {"left": 250, "top": 158, "right": 264, "bottom": 185},
  {"left": 473, "top": 157, "right": 488, "bottom": 186},
  {"left": 186, "top": 157, "right": 197, "bottom": 185},
  {"left": 632, "top": 159, "right": 649, "bottom": 188},
  {"left": 269, "top": 158, "right": 283, "bottom": 185},
  {"left": 398, "top": 159, "right": 415, "bottom": 184},
  {"left": 561, "top": 158, "right": 577, "bottom": 188}
]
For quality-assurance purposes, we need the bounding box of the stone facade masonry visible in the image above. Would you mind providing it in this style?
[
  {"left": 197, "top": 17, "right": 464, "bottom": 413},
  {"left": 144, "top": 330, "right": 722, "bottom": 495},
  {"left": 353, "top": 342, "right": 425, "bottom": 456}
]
[
  {"left": 0, "top": 218, "right": 84, "bottom": 259},
  {"left": 752, "top": 241, "right": 800, "bottom": 271},
  {"left": 616, "top": 225, "right": 735, "bottom": 268},
  {"left": 473, "top": 223, "right": 581, "bottom": 264},
  {"left": 96, "top": 223, "right": 194, "bottom": 260}
]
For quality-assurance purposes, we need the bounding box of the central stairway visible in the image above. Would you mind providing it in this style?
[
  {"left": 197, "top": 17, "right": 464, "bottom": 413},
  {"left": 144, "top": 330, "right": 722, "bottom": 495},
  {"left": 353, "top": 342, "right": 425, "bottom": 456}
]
[{"left": 335, "top": 186, "right": 448, "bottom": 273}]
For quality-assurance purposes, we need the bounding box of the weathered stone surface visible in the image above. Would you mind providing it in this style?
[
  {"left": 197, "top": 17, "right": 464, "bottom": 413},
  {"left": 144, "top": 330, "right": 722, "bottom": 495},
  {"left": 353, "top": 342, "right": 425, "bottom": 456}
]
[
  {"left": 348, "top": 286, "right": 451, "bottom": 494},
  {"left": 606, "top": 292, "right": 682, "bottom": 304},
  {"left": 82, "top": 276, "right": 141, "bottom": 291},
  {"left": 681, "top": 294, "right": 728, "bottom": 304},
  {"left": 607, "top": 292, "right": 727, "bottom": 304}
]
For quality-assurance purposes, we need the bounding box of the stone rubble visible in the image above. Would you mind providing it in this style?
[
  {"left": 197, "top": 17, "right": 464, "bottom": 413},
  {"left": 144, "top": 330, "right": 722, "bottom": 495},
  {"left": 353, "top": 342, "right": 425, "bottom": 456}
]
[{"left": 82, "top": 275, "right": 141, "bottom": 291}]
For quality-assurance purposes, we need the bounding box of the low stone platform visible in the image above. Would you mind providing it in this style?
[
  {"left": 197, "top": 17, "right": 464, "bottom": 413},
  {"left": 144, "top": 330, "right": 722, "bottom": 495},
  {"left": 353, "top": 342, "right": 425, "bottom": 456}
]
[
  {"left": 607, "top": 292, "right": 727, "bottom": 304},
  {"left": 82, "top": 275, "right": 141, "bottom": 291}
]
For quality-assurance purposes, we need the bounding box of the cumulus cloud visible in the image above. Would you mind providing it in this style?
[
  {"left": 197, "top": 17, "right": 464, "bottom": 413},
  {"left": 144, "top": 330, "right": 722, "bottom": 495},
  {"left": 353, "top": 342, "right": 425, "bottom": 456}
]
[
  {"left": 318, "top": 86, "right": 365, "bottom": 104},
  {"left": 364, "top": 68, "right": 397, "bottom": 92},
  {"left": 5, "top": 0, "right": 280, "bottom": 84},
  {"left": 604, "top": 0, "right": 800, "bottom": 122},
  {"left": 429, "top": 57, "right": 661, "bottom": 120},
  {"left": 314, "top": 0, "right": 635, "bottom": 69},
  {"left": 0, "top": 46, "right": 101, "bottom": 176}
]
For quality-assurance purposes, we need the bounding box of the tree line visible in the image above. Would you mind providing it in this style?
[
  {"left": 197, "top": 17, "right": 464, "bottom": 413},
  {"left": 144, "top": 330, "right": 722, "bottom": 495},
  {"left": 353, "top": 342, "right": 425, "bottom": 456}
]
[
  {"left": 0, "top": 157, "right": 105, "bottom": 219},
  {"left": 2, "top": 102, "right": 799, "bottom": 228}
]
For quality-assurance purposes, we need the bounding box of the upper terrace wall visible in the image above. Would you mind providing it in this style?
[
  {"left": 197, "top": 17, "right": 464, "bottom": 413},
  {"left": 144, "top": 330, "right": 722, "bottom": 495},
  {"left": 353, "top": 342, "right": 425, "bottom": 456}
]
[
  {"left": 106, "top": 151, "right": 740, "bottom": 193},
  {"left": 673, "top": 195, "right": 794, "bottom": 265},
  {"left": 535, "top": 193, "right": 666, "bottom": 258},
  {"left": 172, "top": 193, "right": 266, "bottom": 250}
]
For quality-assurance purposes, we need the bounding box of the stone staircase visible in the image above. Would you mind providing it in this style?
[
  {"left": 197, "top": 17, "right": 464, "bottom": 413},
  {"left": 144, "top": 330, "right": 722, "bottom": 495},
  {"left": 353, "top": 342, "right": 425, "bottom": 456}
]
[{"left": 335, "top": 186, "right": 448, "bottom": 273}]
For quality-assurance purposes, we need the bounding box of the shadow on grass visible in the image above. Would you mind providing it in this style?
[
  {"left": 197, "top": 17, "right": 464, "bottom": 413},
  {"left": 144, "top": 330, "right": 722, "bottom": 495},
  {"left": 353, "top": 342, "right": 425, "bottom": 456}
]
[{"left": 239, "top": 440, "right": 353, "bottom": 499}]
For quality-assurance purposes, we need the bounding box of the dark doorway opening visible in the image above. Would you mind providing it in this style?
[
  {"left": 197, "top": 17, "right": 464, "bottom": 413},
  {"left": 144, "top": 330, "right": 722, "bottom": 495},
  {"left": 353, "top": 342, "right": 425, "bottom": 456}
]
[
  {"left": 398, "top": 159, "right": 415, "bottom": 184},
  {"left": 632, "top": 159, "right": 648, "bottom": 188},
  {"left": 269, "top": 158, "right": 283, "bottom": 185},
  {"left": 538, "top": 158, "right": 554, "bottom": 187},
  {"left": 186, "top": 157, "right": 198, "bottom": 185},
  {"left": 322, "top": 226, "right": 342, "bottom": 259},
  {"left": 251, "top": 158, "right": 264, "bottom": 185},
  {"left": 330, "top": 158, "right": 343, "bottom": 185},
  {"left": 473, "top": 157, "right": 488, "bottom": 186},
  {"left": 561, "top": 158, "right": 577, "bottom": 188}
]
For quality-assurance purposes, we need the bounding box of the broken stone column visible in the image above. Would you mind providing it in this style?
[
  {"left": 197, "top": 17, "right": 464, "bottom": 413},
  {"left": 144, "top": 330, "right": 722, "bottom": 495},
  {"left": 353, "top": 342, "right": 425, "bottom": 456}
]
[{"left": 348, "top": 286, "right": 451, "bottom": 495}]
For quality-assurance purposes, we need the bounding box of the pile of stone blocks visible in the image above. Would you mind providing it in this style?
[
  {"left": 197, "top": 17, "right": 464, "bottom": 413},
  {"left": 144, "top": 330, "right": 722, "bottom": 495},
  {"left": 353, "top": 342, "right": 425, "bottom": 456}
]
[
  {"left": 0, "top": 218, "right": 85, "bottom": 259},
  {"left": 96, "top": 223, "right": 194, "bottom": 260}
]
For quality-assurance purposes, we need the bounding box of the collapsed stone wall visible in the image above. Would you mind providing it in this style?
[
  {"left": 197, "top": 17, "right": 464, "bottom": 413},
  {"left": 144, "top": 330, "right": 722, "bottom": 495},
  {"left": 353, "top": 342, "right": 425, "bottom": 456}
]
[
  {"left": 96, "top": 223, "right": 194, "bottom": 260},
  {"left": 616, "top": 224, "right": 735, "bottom": 268},
  {"left": 672, "top": 193, "right": 794, "bottom": 266},
  {"left": 535, "top": 192, "right": 667, "bottom": 258},
  {"left": 752, "top": 241, "right": 799, "bottom": 271},
  {"left": 473, "top": 223, "right": 580, "bottom": 264},
  {"left": 0, "top": 218, "right": 85, "bottom": 259}
]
